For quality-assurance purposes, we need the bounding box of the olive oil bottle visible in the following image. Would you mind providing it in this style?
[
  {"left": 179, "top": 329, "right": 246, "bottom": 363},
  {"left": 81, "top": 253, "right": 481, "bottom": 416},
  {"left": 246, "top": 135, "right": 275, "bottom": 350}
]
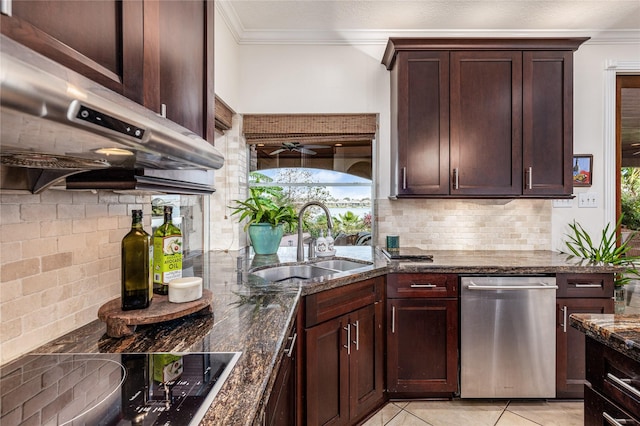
[
  {"left": 121, "top": 210, "right": 151, "bottom": 310},
  {"left": 153, "top": 206, "right": 182, "bottom": 295}
]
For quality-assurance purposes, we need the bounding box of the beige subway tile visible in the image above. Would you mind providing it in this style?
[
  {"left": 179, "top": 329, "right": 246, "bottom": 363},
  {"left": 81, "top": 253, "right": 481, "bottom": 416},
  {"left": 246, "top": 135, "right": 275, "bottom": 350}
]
[
  {"left": 97, "top": 216, "right": 119, "bottom": 231},
  {"left": 40, "top": 190, "right": 73, "bottom": 204},
  {"left": 99, "top": 241, "right": 120, "bottom": 260},
  {"left": 23, "top": 306, "right": 57, "bottom": 330},
  {"left": 41, "top": 252, "right": 73, "bottom": 272},
  {"left": 20, "top": 204, "right": 57, "bottom": 222},
  {"left": 118, "top": 195, "right": 137, "bottom": 204},
  {"left": 0, "top": 279, "right": 22, "bottom": 303},
  {"left": 0, "top": 204, "right": 21, "bottom": 225},
  {"left": 73, "top": 244, "right": 99, "bottom": 265},
  {"left": 1, "top": 241, "right": 22, "bottom": 263},
  {"left": 108, "top": 204, "right": 127, "bottom": 217},
  {"left": 57, "top": 233, "right": 86, "bottom": 252},
  {"left": 0, "top": 222, "right": 41, "bottom": 243},
  {"left": 1, "top": 293, "right": 39, "bottom": 322},
  {"left": 85, "top": 204, "right": 109, "bottom": 218},
  {"left": 21, "top": 237, "right": 57, "bottom": 258},
  {"left": 99, "top": 269, "right": 119, "bottom": 288},
  {"left": 0, "top": 193, "right": 40, "bottom": 204},
  {"left": 71, "top": 191, "right": 99, "bottom": 205},
  {"left": 40, "top": 219, "right": 73, "bottom": 237},
  {"left": 56, "top": 204, "right": 85, "bottom": 220},
  {"left": 1, "top": 317, "right": 22, "bottom": 341},
  {"left": 23, "top": 270, "right": 58, "bottom": 295},
  {"left": 1, "top": 258, "right": 40, "bottom": 282},
  {"left": 41, "top": 284, "right": 71, "bottom": 307},
  {"left": 72, "top": 218, "right": 98, "bottom": 234},
  {"left": 57, "top": 264, "right": 86, "bottom": 285}
]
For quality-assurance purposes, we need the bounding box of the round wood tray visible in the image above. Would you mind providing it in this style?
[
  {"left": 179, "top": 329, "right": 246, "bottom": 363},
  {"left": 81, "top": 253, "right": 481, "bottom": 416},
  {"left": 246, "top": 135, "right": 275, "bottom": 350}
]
[{"left": 98, "top": 289, "right": 213, "bottom": 338}]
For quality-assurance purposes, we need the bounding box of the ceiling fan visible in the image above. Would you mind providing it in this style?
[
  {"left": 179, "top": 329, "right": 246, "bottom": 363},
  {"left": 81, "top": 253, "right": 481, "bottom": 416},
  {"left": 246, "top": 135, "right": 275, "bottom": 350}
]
[{"left": 269, "top": 142, "right": 325, "bottom": 156}]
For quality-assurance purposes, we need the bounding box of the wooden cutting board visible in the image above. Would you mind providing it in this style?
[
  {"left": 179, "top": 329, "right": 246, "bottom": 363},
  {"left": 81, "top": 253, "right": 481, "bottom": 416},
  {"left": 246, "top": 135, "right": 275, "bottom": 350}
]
[{"left": 98, "top": 289, "right": 213, "bottom": 338}]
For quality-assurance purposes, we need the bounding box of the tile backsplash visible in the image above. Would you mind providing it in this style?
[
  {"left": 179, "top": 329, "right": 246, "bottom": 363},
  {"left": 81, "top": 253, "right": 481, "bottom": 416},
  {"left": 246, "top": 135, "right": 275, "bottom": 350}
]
[
  {"left": 376, "top": 198, "right": 551, "bottom": 250},
  {"left": 0, "top": 190, "right": 151, "bottom": 364}
]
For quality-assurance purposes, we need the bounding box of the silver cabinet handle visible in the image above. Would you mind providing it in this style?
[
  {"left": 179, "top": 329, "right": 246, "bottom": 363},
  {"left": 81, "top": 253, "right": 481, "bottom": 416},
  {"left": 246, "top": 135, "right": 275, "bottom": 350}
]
[
  {"left": 286, "top": 332, "right": 297, "bottom": 358},
  {"left": 603, "top": 412, "right": 632, "bottom": 426},
  {"left": 343, "top": 324, "right": 351, "bottom": 355},
  {"left": 468, "top": 282, "right": 559, "bottom": 290},
  {"left": 402, "top": 167, "right": 407, "bottom": 190},
  {"left": 560, "top": 306, "right": 567, "bottom": 333},
  {"left": 574, "top": 283, "right": 603, "bottom": 288},
  {"left": 526, "top": 166, "right": 533, "bottom": 189},
  {"left": 410, "top": 283, "right": 437, "bottom": 288},
  {"left": 160, "top": 103, "right": 167, "bottom": 118},
  {"left": 391, "top": 305, "right": 396, "bottom": 334},
  {"left": 353, "top": 320, "right": 359, "bottom": 351},
  {"left": 607, "top": 373, "right": 640, "bottom": 398},
  {"left": 452, "top": 168, "right": 459, "bottom": 190},
  {"left": 1, "top": 0, "right": 11, "bottom": 16}
]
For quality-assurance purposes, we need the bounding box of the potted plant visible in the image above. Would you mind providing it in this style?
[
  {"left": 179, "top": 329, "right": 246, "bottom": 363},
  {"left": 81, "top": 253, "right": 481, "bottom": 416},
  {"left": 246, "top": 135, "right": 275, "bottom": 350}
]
[
  {"left": 563, "top": 216, "right": 640, "bottom": 312},
  {"left": 229, "top": 188, "right": 298, "bottom": 255}
]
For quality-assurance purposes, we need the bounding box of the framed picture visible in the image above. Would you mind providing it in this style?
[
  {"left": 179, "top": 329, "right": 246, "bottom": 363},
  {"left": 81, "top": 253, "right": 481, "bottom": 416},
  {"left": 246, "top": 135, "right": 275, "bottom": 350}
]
[{"left": 572, "top": 155, "right": 593, "bottom": 186}]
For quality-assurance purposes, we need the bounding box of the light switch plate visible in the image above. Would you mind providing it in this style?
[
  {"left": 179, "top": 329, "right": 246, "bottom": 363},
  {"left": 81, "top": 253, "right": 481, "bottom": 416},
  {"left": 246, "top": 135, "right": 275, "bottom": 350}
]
[
  {"left": 578, "top": 192, "right": 598, "bottom": 208},
  {"left": 552, "top": 199, "right": 573, "bottom": 208}
]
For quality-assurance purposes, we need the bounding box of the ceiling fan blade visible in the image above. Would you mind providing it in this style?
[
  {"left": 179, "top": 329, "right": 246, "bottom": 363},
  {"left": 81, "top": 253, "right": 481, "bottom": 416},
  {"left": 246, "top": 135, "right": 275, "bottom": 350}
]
[
  {"left": 297, "top": 148, "right": 317, "bottom": 155},
  {"left": 269, "top": 148, "right": 286, "bottom": 155}
]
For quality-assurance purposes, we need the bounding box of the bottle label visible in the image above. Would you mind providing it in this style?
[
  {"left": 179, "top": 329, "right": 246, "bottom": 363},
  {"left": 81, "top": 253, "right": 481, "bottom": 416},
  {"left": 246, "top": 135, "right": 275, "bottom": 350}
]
[{"left": 153, "top": 236, "right": 183, "bottom": 284}]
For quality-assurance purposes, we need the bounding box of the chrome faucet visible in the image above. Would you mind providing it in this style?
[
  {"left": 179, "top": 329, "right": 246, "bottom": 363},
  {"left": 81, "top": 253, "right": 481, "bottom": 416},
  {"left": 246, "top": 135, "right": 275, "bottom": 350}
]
[{"left": 297, "top": 201, "right": 333, "bottom": 261}]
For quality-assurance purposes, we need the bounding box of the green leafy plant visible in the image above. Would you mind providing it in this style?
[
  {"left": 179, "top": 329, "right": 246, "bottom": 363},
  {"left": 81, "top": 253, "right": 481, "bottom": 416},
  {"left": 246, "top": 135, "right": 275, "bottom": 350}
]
[
  {"left": 229, "top": 188, "right": 298, "bottom": 231},
  {"left": 563, "top": 216, "right": 640, "bottom": 287}
]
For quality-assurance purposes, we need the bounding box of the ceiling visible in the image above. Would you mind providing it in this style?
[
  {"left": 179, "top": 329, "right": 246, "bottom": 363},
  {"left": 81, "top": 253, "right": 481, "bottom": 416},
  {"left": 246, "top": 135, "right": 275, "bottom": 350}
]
[
  {"left": 217, "top": 0, "right": 640, "bottom": 44},
  {"left": 217, "top": 1, "right": 640, "bottom": 164}
]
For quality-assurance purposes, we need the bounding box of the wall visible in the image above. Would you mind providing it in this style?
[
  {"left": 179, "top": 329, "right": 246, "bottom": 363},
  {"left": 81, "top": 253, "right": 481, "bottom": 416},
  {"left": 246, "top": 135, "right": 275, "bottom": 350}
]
[
  {"left": 214, "top": 19, "right": 640, "bottom": 251},
  {"left": 0, "top": 191, "right": 151, "bottom": 363}
]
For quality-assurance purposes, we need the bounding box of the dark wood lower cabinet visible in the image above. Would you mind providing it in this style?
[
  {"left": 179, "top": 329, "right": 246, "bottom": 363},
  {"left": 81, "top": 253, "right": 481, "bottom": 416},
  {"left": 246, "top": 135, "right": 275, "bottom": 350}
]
[
  {"left": 584, "top": 337, "right": 640, "bottom": 425},
  {"left": 305, "top": 298, "right": 384, "bottom": 426},
  {"left": 264, "top": 319, "right": 299, "bottom": 426},
  {"left": 386, "top": 298, "right": 458, "bottom": 396}
]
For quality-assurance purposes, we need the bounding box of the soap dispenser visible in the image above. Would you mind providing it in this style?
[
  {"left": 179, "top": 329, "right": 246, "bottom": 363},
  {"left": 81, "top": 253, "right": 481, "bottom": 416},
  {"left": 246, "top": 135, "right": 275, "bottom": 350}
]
[{"left": 316, "top": 231, "right": 327, "bottom": 253}]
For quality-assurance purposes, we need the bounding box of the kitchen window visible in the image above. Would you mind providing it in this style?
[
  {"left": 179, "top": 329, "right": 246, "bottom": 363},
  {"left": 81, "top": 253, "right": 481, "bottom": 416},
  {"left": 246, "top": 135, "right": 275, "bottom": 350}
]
[{"left": 243, "top": 113, "right": 376, "bottom": 246}]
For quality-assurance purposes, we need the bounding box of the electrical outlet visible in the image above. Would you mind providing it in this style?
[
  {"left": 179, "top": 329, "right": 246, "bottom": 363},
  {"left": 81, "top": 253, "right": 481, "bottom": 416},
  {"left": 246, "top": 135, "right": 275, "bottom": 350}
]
[
  {"left": 578, "top": 192, "right": 598, "bottom": 208},
  {"left": 552, "top": 199, "right": 573, "bottom": 208}
]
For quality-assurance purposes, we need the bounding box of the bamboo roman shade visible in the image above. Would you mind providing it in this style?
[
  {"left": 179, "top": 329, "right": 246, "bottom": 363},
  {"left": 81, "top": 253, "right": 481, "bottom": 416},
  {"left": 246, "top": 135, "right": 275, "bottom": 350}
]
[{"left": 242, "top": 113, "right": 377, "bottom": 145}]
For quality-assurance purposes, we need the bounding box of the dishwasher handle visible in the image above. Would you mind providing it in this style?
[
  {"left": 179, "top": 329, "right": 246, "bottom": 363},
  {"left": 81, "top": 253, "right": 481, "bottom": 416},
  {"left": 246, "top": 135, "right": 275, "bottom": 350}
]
[{"left": 467, "top": 281, "right": 558, "bottom": 291}]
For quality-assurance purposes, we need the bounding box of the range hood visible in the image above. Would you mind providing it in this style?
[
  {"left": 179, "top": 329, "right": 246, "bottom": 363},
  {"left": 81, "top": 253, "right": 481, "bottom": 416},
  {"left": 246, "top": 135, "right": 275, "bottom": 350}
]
[{"left": 0, "top": 35, "right": 224, "bottom": 194}]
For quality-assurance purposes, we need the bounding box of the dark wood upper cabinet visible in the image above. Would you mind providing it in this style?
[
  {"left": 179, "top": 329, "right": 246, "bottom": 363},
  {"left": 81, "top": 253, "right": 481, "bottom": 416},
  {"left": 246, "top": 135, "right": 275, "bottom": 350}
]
[
  {"left": 450, "top": 50, "right": 522, "bottom": 196},
  {"left": 2, "top": 0, "right": 215, "bottom": 142},
  {"left": 1, "top": 0, "right": 144, "bottom": 102},
  {"left": 383, "top": 38, "right": 588, "bottom": 198}
]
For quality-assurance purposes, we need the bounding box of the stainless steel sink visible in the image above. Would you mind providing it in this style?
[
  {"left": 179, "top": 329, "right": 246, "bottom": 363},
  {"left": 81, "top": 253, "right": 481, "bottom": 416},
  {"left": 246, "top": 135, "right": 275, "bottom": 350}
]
[
  {"left": 310, "top": 259, "right": 371, "bottom": 271},
  {"left": 249, "top": 264, "right": 335, "bottom": 283},
  {"left": 248, "top": 258, "right": 372, "bottom": 283}
]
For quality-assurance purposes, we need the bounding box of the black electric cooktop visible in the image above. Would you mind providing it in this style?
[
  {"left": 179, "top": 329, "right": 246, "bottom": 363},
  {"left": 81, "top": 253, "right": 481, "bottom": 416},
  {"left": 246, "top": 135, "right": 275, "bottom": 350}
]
[{"left": 1, "top": 352, "right": 240, "bottom": 425}]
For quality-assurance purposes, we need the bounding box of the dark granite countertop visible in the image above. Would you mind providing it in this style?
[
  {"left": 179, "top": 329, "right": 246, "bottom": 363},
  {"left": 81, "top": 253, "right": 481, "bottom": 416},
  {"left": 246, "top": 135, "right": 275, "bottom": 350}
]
[
  {"left": 570, "top": 313, "right": 640, "bottom": 363},
  {"left": 11, "top": 247, "right": 621, "bottom": 425}
]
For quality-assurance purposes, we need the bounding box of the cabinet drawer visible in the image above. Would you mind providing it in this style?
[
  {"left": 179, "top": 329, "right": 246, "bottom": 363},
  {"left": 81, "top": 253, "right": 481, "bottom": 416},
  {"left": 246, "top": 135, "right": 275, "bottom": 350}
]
[
  {"left": 556, "top": 273, "right": 614, "bottom": 298},
  {"left": 586, "top": 338, "right": 640, "bottom": 419},
  {"left": 305, "top": 277, "right": 383, "bottom": 328},
  {"left": 387, "top": 274, "right": 458, "bottom": 298},
  {"left": 585, "top": 386, "right": 640, "bottom": 426}
]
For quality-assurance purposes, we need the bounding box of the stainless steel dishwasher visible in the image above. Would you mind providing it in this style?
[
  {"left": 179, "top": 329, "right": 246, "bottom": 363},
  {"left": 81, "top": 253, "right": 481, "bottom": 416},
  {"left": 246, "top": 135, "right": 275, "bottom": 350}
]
[{"left": 460, "top": 276, "right": 558, "bottom": 398}]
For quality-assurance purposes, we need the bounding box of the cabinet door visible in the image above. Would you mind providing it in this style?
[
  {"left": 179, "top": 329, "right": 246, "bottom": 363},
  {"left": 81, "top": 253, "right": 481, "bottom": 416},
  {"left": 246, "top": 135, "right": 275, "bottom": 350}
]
[
  {"left": 1, "top": 0, "right": 144, "bottom": 102},
  {"left": 143, "top": 0, "right": 214, "bottom": 141},
  {"left": 556, "top": 298, "right": 613, "bottom": 398},
  {"left": 265, "top": 320, "right": 298, "bottom": 426},
  {"left": 450, "top": 51, "right": 523, "bottom": 196},
  {"left": 387, "top": 298, "right": 459, "bottom": 395},
  {"left": 523, "top": 51, "right": 574, "bottom": 196},
  {"left": 392, "top": 51, "right": 450, "bottom": 196},
  {"left": 306, "top": 315, "right": 350, "bottom": 426},
  {"left": 349, "top": 303, "right": 385, "bottom": 422}
]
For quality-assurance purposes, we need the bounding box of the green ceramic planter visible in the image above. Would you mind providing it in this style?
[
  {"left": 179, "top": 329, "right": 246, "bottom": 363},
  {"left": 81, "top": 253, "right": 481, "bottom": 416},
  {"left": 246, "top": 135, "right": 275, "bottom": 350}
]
[{"left": 248, "top": 223, "right": 284, "bottom": 255}]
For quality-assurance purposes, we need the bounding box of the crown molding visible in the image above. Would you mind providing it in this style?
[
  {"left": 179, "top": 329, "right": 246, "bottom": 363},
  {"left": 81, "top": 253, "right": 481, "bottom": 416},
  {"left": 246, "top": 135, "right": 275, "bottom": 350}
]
[{"left": 216, "top": 3, "right": 640, "bottom": 46}]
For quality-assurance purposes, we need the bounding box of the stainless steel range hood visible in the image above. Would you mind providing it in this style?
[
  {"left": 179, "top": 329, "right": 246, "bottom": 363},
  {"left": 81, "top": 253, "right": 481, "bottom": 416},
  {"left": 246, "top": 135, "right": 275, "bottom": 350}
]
[{"left": 0, "top": 35, "right": 224, "bottom": 194}]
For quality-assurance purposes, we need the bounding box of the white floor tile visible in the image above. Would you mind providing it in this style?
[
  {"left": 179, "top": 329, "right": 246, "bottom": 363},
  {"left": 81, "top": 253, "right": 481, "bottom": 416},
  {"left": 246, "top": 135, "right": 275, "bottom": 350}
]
[
  {"left": 506, "top": 401, "right": 583, "bottom": 426},
  {"left": 361, "top": 403, "right": 404, "bottom": 426},
  {"left": 403, "top": 400, "right": 508, "bottom": 426},
  {"left": 496, "top": 410, "right": 541, "bottom": 426}
]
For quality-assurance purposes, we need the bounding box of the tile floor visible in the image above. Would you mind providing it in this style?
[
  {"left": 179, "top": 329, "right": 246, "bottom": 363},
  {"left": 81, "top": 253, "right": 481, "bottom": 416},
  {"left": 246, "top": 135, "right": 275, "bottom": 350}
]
[{"left": 362, "top": 400, "right": 584, "bottom": 426}]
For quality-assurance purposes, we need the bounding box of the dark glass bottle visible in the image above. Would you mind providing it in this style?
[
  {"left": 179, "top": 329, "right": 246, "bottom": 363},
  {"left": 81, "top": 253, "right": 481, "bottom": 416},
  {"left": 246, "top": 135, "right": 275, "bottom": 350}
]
[
  {"left": 153, "top": 206, "right": 182, "bottom": 295},
  {"left": 121, "top": 210, "right": 151, "bottom": 310}
]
